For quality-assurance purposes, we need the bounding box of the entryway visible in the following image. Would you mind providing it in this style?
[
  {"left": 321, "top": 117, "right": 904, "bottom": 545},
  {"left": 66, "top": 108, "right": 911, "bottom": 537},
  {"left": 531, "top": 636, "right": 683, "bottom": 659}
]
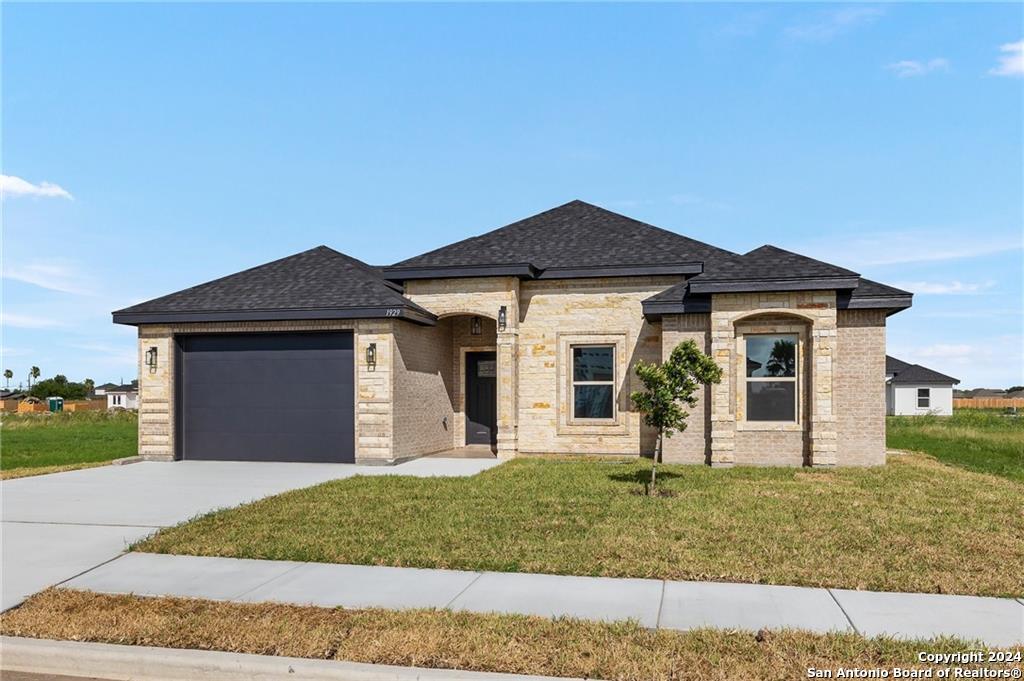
[{"left": 465, "top": 351, "right": 497, "bottom": 447}]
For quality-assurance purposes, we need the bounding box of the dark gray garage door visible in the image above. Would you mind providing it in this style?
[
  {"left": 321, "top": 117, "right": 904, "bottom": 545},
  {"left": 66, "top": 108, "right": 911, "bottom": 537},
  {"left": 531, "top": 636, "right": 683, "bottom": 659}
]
[{"left": 178, "top": 332, "right": 354, "bottom": 463}]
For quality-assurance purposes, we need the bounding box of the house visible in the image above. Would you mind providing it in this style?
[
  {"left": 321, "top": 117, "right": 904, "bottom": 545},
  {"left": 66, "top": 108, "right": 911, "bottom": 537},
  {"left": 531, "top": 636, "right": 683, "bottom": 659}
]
[
  {"left": 885, "top": 356, "right": 959, "bottom": 416},
  {"left": 105, "top": 384, "right": 139, "bottom": 410},
  {"left": 112, "top": 200, "right": 912, "bottom": 467},
  {"left": 1, "top": 390, "right": 26, "bottom": 412},
  {"left": 93, "top": 382, "right": 119, "bottom": 396}
]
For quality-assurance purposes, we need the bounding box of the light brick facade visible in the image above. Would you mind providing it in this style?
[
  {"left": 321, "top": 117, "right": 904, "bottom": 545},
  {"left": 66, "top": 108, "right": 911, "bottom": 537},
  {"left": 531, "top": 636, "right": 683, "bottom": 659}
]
[{"left": 134, "top": 278, "right": 888, "bottom": 467}]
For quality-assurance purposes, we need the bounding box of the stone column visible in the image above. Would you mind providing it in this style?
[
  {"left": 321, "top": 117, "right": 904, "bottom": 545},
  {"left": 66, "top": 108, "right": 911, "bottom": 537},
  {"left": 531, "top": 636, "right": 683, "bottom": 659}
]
[
  {"left": 138, "top": 325, "right": 175, "bottom": 461},
  {"left": 496, "top": 329, "right": 519, "bottom": 459},
  {"left": 709, "top": 307, "right": 736, "bottom": 467},
  {"left": 808, "top": 316, "right": 838, "bottom": 467}
]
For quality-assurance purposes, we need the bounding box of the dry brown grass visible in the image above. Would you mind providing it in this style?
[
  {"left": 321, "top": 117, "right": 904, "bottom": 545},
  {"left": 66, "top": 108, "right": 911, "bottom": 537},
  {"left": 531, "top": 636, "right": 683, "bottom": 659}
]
[{"left": 5, "top": 590, "right": 1019, "bottom": 681}]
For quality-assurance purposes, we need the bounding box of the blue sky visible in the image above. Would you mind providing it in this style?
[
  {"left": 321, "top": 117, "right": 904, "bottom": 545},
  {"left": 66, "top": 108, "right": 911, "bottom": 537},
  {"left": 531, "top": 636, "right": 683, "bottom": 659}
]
[{"left": 2, "top": 3, "right": 1021, "bottom": 389}]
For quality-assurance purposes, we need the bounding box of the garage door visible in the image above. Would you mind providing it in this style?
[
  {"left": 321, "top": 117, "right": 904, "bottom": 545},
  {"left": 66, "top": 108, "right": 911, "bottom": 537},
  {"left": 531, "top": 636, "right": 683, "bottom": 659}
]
[{"left": 179, "top": 332, "right": 354, "bottom": 463}]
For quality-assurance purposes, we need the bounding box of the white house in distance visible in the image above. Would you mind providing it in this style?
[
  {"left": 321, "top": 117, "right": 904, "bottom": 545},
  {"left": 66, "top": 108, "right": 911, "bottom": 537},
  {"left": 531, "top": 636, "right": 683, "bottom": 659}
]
[
  {"left": 886, "top": 355, "right": 959, "bottom": 416},
  {"left": 103, "top": 383, "right": 139, "bottom": 410}
]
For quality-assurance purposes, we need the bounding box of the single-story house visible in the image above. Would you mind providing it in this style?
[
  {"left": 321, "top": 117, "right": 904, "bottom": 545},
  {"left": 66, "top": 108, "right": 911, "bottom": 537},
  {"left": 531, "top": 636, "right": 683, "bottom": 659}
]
[
  {"left": 105, "top": 384, "right": 139, "bottom": 410},
  {"left": 1, "top": 390, "right": 27, "bottom": 412},
  {"left": 113, "top": 200, "right": 912, "bottom": 467},
  {"left": 93, "top": 382, "right": 119, "bottom": 396},
  {"left": 885, "top": 356, "right": 959, "bottom": 416}
]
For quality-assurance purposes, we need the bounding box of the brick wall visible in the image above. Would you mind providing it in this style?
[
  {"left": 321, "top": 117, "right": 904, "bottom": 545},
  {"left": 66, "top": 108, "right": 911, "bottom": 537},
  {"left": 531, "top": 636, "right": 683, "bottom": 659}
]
[
  {"left": 660, "top": 313, "right": 711, "bottom": 464},
  {"left": 836, "top": 309, "right": 887, "bottom": 465},
  {"left": 392, "top": 319, "right": 454, "bottom": 459}
]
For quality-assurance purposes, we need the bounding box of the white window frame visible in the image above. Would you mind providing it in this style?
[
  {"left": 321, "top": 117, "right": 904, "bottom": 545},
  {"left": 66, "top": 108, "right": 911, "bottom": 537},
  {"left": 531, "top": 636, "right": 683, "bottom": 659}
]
[
  {"left": 570, "top": 344, "right": 616, "bottom": 422},
  {"left": 744, "top": 333, "right": 799, "bottom": 424},
  {"left": 917, "top": 387, "right": 930, "bottom": 409}
]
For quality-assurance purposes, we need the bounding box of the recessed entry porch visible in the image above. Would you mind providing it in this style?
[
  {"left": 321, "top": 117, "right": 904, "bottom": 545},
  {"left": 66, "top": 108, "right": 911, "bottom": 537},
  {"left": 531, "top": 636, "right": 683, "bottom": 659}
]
[{"left": 393, "top": 313, "right": 501, "bottom": 459}]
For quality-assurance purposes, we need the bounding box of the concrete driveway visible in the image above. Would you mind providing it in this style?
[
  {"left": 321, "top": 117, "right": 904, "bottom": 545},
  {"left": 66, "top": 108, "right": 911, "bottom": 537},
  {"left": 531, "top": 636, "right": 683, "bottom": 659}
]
[{"left": 1, "top": 458, "right": 499, "bottom": 611}]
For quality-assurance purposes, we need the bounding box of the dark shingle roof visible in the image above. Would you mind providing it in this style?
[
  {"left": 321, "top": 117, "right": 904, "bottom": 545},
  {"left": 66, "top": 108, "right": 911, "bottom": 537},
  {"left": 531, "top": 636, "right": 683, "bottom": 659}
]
[
  {"left": 697, "top": 245, "right": 858, "bottom": 282},
  {"left": 113, "top": 246, "right": 435, "bottom": 325},
  {"left": 886, "top": 355, "right": 959, "bottom": 385},
  {"left": 388, "top": 200, "right": 741, "bottom": 275}
]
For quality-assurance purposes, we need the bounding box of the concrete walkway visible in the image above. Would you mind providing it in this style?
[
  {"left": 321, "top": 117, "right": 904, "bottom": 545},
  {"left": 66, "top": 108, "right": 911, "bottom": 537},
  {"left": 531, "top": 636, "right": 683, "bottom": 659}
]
[
  {"left": 64, "top": 552, "right": 1024, "bottom": 647},
  {"left": 1, "top": 458, "right": 501, "bottom": 611}
]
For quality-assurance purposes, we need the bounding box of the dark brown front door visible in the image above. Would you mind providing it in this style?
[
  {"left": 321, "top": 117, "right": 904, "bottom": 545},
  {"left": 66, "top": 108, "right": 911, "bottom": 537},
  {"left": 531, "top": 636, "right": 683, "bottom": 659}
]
[{"left": 465, "top": 351, "right": 497, "bottom": 446}]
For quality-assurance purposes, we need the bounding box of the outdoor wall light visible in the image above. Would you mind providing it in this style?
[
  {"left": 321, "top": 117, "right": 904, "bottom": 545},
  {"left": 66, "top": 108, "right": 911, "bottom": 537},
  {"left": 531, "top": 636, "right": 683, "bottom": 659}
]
[
  {"left": 366, "top": 342, "right": 377, "bottom": 367},
  {"left": 144, "top": 346, "right": 158, "bottom": 373},
  {"left": 470, "top": 316, "right": 482, "bottom": 336},
  {"left": 497, "top": 306, "right": 507, "bottom": 332}
]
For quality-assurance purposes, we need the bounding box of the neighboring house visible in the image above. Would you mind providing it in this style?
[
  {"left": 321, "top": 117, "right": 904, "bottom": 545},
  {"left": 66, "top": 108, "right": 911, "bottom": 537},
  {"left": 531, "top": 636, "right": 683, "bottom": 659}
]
[
  {"left": 113, "top": 200, "right": 912, "bottom": 467},
  {"left": 885, "top": 356, "right": 959, "bottom": 416},
  {"left": 106, "top": 384, "right": 139, "bottom": 410},
  {"left": 1, "top": 390, "right": 26, "bottom": 412},
  {"left": 93, "top": 382, "right": 119, "bottom": 396}
]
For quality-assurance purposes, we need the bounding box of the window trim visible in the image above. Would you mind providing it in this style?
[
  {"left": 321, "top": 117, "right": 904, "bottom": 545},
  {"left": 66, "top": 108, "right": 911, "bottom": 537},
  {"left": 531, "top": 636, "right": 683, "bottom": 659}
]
[
  {"left": 570, "top": 344, "right": 616, "bottom": 422},
  {"left": 741, "top": 331, "right": 800, "bottom": 425},
  {"left": 917, "top": 387, "right": 930, "bottom": 409}
]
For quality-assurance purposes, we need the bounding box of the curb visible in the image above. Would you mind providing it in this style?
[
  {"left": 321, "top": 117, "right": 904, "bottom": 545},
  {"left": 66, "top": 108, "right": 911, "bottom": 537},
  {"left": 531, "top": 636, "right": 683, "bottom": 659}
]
[
  {"left": 0, "top": 636, "right": 592, "bottom": 681},
  {"left": 111, "top": 455, "right": 143, "bottom": 466}
]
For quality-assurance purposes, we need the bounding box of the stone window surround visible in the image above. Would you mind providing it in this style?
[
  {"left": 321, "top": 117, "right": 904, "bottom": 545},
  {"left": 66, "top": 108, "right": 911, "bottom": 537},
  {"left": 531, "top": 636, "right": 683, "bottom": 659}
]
[
  {"left": 734, "top": 322, "right": 809, "bottom": 433},
  {"left": 568, "top": 343, "right": 617, "bottom": 424},
  {"left": 556, "top": 331, "right": 630, "bottom": 435}
]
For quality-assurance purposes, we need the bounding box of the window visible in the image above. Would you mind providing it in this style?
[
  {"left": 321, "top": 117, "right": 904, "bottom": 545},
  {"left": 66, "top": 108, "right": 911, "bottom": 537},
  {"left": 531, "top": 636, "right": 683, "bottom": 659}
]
[
  {"left": 572, "top": 345, "right": 614, "bottom": 419},
  {"left": 917, "top": 388, "right": 930, "bottom": 409},
  {"left": 745, "top": 334, "right": 798, "bottom": 422},
  {"left": 113, "top": 395, "right": 122, "bottom": 406}
]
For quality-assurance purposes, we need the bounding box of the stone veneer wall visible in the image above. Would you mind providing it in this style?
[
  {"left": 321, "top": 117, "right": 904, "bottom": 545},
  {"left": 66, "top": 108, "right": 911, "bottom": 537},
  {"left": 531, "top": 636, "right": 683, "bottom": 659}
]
[
  {"left": 516, "top": 276, "right": 674, "bottom": 456},
  {"left": 135, "top": 319, "right": 393, "bottom": 463},
  {"left": 392, "top": 318, "right": 454, "bottom": 459},
  {"left": 835, "top": 309, "right": 887, "bottom": 465},
  {"left": 709, "top": 291, "right": 838, "bottom": 468}
]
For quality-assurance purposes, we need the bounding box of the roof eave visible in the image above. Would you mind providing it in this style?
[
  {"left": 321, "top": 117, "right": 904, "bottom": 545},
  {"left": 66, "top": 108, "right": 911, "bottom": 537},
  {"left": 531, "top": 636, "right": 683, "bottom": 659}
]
[
  {"left": 112, "top": 305, "right": 438, "bottom": 327},
  {"left": 688, "top": 276, "right": 861, "bottom": 294},
  {"left": 382, "top": 263, "right": 540, "bottom": 281},
  {"left": 383, "top": 261, "right": 703, "bottom": 282}
]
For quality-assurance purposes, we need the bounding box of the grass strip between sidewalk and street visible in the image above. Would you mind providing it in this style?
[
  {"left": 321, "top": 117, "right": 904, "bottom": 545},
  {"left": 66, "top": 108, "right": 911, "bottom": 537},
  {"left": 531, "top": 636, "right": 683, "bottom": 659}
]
[{"left": 4, "top": 590, "right": 1020, "bottom": 681}]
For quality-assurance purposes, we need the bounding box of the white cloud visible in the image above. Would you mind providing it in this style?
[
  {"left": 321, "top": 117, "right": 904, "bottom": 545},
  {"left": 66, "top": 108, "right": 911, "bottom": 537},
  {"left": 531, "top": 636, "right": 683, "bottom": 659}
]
[
  {"left": 65, "top": 342, "right": 137, "bottom": 367},
  {"left": 2, "top": 313, "right": 65, "bottom": 329},
  {"left": 989, "top": 40, "right": 1024, "bottom": 77},
  {"left": 0, "top": 175, "right": 73, "bottom": 200},
  {"left": 891, "top": 280, "right": 995, "bottom": 295},
  {"left": 799, "top": 231, "right": 1022, "bottom": 268},
  {"left": 916, "top": 343, "right": 974, "bottom": 359},
  {"left": 3, "top": 260, "right": 96, "bottom": 295},
  {"left": 785, "top": 6, "right": 884, "bottom": 42},
  {"left": 885, "top": 58, "right": 949, "bottom": 78}
]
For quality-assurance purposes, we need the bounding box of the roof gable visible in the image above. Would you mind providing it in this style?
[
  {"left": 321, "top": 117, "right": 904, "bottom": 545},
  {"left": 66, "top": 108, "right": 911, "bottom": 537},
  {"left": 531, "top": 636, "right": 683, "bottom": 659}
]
[
  {"left": 886, "top": 355, "right": 959, "bottom": 385},
  {"left": 386, "top": 200, "right": 740, "bottom": 278},
  {"left": 113, "top": 246, "right": 435, "bottom": 326}
]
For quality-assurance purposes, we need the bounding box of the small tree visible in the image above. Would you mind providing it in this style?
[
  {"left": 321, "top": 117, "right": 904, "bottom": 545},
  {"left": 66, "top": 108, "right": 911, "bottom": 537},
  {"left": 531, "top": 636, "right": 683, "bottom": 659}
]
[
  {"left": 3, "top": 369, "right": 12, "bottom": 388},
  {"left": 83, "top": 378, "right": 95, "bottom": 396},
  {"left": 630, "top": 340, "right": 722, "bottom": 495}
]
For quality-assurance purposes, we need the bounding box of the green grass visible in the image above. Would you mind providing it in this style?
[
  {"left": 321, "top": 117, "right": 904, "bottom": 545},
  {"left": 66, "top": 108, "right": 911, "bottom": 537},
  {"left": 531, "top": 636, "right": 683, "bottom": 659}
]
[
  {"left": 887, "top": 409, "right": 1024, "bottom": 482},
  {"left": 137, "top": 452, "right": 1024, "bottom": 598},
  {"left": 0, "top": 410, "right": 138, "bottom": 474}
]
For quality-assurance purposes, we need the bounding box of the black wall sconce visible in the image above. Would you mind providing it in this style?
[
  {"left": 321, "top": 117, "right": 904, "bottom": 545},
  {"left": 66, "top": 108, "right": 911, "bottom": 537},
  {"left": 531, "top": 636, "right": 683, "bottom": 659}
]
[
  {"left": 144, "top": 346, "right": 158, "bottom": 373},
  {"left": 470, "top": 316, "right": 482, "bottom": 336},
  {"left": 497, "top": 306, "right": 507, "bottom": 332},
  {"left": 366, "top": 342, "right": 377, "bottom": 368}
]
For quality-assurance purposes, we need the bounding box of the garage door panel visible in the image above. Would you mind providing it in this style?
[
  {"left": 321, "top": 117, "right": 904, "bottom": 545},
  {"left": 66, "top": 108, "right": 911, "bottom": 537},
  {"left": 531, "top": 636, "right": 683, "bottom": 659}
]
[{"left": 180, "top": 332, "right": 354, "bottom": 463}]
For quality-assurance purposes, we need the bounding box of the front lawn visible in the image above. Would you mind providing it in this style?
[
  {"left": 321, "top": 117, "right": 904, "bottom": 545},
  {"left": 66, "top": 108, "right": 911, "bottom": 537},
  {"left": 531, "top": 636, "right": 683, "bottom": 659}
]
[
  {"left": 0, "top": 410, "right": 138, "bottom": 477},
  {"left": 887, "top": 410, "right": 1024, "bottom": 482},
  {"left": 137, "top": 452, "right": 1024, "bottom": 597},
  {"left": 2, "top": 590, "right": 1005, "bottom": 681}
]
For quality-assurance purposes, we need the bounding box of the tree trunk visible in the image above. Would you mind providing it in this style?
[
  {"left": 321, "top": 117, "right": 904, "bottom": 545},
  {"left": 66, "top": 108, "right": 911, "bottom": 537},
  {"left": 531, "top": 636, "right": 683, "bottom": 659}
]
[{"left": 649, "top": 430, "right": 663, "bottom": 495}]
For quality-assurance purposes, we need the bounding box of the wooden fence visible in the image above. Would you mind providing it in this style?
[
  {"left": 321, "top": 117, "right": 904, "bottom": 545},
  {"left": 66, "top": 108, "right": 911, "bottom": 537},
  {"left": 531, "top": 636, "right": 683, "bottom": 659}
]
[{"left": 953, "top": 398, "right": 1024, "bottom": 409}]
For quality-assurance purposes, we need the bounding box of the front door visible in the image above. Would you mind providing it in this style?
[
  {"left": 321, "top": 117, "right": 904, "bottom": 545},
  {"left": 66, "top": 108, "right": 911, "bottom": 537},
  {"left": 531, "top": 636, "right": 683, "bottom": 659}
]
[{"left": 465, "top": 351, "right": 497, "bottom": 446}]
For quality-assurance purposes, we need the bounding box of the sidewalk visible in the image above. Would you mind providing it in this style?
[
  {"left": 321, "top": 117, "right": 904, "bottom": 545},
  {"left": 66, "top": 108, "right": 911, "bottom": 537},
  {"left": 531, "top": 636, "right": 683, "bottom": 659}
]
[{"left": 63, "top": 552, "right": 1024, "bottom": 647}]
